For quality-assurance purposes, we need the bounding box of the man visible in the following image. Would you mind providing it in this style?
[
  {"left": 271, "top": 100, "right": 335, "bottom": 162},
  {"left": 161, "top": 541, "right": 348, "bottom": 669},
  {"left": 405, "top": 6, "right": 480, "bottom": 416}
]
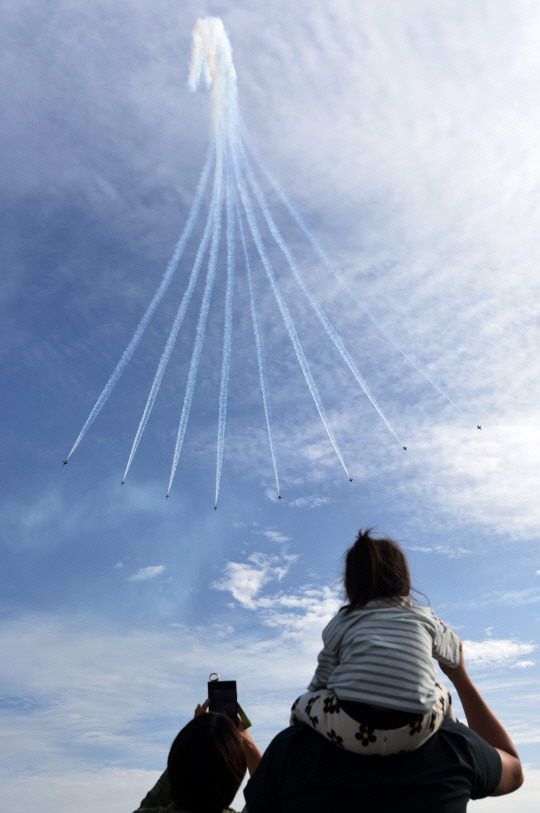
[{"left": 244, "top": 646, "right": 523, "bottom": 812}]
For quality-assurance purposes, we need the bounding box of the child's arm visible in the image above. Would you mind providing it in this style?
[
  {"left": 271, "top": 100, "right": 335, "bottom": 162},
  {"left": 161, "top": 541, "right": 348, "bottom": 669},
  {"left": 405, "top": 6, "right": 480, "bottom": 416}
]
[
  {"left": 429, "top": 612, "right": 461, "bottom": 667},
  {"left": 307, "top": 616, "right": 342, "bottom": 689}
]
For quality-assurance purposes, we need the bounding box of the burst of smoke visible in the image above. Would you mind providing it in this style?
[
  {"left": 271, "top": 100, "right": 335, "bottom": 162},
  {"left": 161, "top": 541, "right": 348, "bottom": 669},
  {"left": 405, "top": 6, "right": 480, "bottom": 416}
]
[{"left": 67, "top": 17, "right": 460, "bottom": 505}]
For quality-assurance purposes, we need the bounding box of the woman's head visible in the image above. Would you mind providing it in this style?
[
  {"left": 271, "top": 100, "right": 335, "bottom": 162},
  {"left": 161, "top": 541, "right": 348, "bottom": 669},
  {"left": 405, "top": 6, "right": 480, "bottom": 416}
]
[
  {"left": 167, "top": 712, "right": 246, "bottom": 813},
  {"left": 344, "top": 528, "right": 411, "bottom": 610}
]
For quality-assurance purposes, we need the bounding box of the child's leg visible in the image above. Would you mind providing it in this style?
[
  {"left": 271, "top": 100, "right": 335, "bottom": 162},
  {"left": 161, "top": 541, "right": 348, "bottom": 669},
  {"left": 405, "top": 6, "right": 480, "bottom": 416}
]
[
  {"left": 290, "top": 683, "right": 456, "bottom": 756},
  {"left": 435, "top": 680, "right": 457, "bottom": 722},
  {"left": 290, "top": 689, "right": 366, "bottom": 749}
]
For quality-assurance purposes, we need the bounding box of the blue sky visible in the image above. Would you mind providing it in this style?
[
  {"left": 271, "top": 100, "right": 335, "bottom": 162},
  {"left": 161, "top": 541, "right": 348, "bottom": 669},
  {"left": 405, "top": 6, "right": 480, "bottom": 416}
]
[{"left": 2, "top": 1, "right": 540, "bottom": 810}]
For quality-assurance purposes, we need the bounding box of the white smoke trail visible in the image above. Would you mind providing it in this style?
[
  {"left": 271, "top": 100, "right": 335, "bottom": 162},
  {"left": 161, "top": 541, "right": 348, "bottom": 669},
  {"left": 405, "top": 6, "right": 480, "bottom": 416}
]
[
  {"left": 66, "top": 146, "right": 215, "bottom": 460},
  {"left": 189, "top": 17, "right": 236, "bottom": 94},
  {"left": 121, "top": 174, "right": 218, "bottom": 482},
  {"left": 237, "top": 201, "right": 281, "bottom": 498},
  {"left": 189, "top": 18, "right": 239, "bottom": 141},
  {"left": 241, "top": 147, "right": 404, "bottom": 447},
  {"left": 232, "top": 144, "right": 352, "bottom": 480},
  {"left": 167, "top": 141, "right": 225, "bottom": 495},
  {"left": 240, "top": 127, "right": 462, "bottom": 413},
  {"left": 214, "top": 163, "right": 235, "bottom": 508},
  {"left": 69, "top": 16, "right": 464, "bottom": 495}
]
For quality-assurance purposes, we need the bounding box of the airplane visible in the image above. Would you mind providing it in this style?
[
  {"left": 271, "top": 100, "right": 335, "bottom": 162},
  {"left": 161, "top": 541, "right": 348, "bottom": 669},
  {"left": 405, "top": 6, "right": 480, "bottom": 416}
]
[
  {"left": 477, "top": 425, "right": 482, "bottom": 430},
  {"left": 165, "top": 494, "right": 170, "bottom": 499},
  {"left": 348, "top": 477, "right": 353, "bottom": 483},
  {"left": 214, "top": 505, "right": 218, "bottom": 511},
  {"left": 62, "top": 460, "right": 68, "bottom": 466},
  {"left": 403, "top": 446, "right": 407, "bottom": 451},
  {"left": 121, "top": 481, "right": 125, "bottom": 486},
  {"left": 278, "top": 495, "right": 282, "bottom": 500}
]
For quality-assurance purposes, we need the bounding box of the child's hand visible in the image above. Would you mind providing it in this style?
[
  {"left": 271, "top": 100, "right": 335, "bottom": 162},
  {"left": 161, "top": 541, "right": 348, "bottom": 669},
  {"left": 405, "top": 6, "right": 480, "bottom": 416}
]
[{"left": 438, "top": 639, "right": 465, "bottom": 680}]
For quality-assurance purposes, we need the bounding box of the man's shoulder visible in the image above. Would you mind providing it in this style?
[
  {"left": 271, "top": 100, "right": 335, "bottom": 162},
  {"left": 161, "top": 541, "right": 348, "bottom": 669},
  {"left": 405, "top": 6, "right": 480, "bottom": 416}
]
[
  {"left": 268, "top": 719, "right": 499, "bottom": 767},
  {"left": 438, "top": 718, "right": 494, "bottom": 747},
  {"left": 436, "top": 719, "right": 501, "bottom": 764},
  {"left": 267, "top": 724, "right": 309, "bottom": 749}
]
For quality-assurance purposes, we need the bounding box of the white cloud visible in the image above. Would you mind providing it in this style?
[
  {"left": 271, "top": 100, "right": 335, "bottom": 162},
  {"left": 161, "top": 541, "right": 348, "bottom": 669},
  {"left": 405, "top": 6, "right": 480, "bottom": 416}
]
[
  {"left": 263, "top": 530, "right": 292, "bottom": 544},
  {"left": 469, "top": 588, "right": 540, "bottom": 609},
  {"left": 464, "top": 638, "right": 536, "bottom": 668},
  {"left": 211, "top": 552, "right": 298, "bottom": 609},
  {"left": 407, "top": 544, "right": 472, "bottom": 559},
  {"left": 288, "top": 495, "right": 331, "bottom": 509},
  {"left": 411, "top": 418, "right": 540, "bottom": 538},
  {"left": 127, "top": 565, "right": 165, "bottom": 582},
  {"left": 0, "top": 767, "right": 161, "bottom": 813}
]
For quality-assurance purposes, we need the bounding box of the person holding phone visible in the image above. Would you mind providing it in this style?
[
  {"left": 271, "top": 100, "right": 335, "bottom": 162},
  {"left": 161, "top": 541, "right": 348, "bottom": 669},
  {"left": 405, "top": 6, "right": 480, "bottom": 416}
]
[{"left": 133, "top": 699, "right": 261, "bottom": 813}]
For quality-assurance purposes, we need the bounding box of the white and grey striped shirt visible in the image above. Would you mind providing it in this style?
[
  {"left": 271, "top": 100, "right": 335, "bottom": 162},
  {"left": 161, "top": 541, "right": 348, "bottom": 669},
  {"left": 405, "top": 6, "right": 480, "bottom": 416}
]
[{"left": 308, "top": 597, "right": 461, "bottom": 713}]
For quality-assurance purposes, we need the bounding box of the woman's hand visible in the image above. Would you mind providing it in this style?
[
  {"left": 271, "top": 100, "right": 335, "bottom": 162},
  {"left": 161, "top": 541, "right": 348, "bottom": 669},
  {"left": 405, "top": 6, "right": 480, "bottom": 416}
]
[
  {"left": 193, "top": 698, "right": 262, "bottom": 776},
  {"left": 238, "top": 721, "right": 262, "bottom": 776},
  {"left": 194, "top": 698, "right": 210, "bottom": 717}
]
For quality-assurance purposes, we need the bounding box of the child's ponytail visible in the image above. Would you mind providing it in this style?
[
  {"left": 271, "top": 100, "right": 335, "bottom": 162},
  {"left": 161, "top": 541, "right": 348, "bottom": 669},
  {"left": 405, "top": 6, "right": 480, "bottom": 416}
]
[{"left": 344, "top": 528, "right": 411, "bottom": 612}]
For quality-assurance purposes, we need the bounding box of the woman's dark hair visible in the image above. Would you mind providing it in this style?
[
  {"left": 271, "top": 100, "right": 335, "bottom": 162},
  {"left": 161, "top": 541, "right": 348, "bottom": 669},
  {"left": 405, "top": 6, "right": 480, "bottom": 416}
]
[
  {"left": 167, "top": 712, "right": 246, "bottom": 813},
  {"left": 344, "top": 528, "right": 411, "bottom": 612}
]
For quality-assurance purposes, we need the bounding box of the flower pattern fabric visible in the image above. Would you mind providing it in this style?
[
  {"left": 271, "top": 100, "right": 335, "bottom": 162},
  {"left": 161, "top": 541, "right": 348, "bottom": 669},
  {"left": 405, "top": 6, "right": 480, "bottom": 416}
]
[{"left": 289, "top": 684, "right": 456, "bottom": 756}]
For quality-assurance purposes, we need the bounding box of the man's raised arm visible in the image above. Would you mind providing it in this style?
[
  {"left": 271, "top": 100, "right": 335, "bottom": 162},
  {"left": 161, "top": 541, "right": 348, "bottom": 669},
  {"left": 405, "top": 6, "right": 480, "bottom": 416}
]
[{"left": 439, "top": 643, "right": 524, "bottom": 796}]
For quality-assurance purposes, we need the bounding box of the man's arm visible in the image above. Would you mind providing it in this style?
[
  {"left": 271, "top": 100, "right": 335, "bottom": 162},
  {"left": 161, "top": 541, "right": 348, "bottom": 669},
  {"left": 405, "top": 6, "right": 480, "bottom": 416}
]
[{"left": 439, "top": 643, "right": 523, "bottom": 796}]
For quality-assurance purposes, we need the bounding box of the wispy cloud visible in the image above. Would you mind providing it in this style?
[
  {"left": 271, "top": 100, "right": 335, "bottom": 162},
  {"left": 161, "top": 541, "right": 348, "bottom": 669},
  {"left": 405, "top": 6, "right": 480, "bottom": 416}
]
[
  {"left": 407, "top": 544, "right": 472, "bottom": 559},
  {"left": 468, "top": 588, "right": 540, "bottom": 609},
  {"left": 263, "top": 530, "right": 292, "bottom": 544},
  {"left": 127, "top": 565, "right": 165, "bottom": 582},
  {"left": 288, "top": 495, "right": 331, "bottom": 509}
]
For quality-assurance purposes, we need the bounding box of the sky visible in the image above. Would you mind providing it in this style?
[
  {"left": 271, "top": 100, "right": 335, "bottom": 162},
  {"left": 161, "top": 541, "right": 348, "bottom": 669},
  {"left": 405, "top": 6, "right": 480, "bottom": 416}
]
[{"left": 1, "top": 1, "right": 540, "bottom": 810}]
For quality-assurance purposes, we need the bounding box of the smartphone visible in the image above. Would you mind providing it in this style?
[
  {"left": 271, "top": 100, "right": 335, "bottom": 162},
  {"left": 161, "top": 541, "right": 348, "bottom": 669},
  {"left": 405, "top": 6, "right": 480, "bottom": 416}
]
[{"left": 208, "top": 674, "right": 238, "bottom": 726}]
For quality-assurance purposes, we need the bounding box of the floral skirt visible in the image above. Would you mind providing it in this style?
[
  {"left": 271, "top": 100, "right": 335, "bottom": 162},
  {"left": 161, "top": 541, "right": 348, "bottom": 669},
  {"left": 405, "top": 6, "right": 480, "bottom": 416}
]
[{"left": 290, "top": 683, "right": 456, "bottom": 755}]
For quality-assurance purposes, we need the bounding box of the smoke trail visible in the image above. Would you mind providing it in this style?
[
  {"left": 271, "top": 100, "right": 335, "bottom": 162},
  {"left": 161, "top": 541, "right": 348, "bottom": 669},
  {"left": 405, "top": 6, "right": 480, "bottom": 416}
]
[
  {"left": 240, "top": 127, "right": 462, "bottom": 412},
  {"left": 122, "top": 177, "right": 218, "bottom": 482},
  {"left": 214, "top": 163, "right": 235, "bottom": 508},
  {"left": 67, "top": 146, "right": 215, "bottom": 460},
  {"left": 189, "top": 18, "right": 237, "bottom": 95},
  {"left": 241, "top": 147, "right": 404, "bottom": 447},
  {"left": 189, "top": 18, "right": 239, "bottom": 145},
  {"left": 237, "top": 201, "right": 281, "bottom": 498},
  {"left": 232, "top": 143, "right": 351, "bottom": 480},
  {"left": 167, "top": 142, "right": 225, "bottom": 495}
]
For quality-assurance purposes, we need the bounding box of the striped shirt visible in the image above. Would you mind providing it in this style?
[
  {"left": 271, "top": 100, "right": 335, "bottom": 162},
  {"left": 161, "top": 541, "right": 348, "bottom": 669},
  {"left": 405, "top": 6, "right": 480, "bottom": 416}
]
[{"left": 308, "top": 597, "right": 461, "bottom": 713}]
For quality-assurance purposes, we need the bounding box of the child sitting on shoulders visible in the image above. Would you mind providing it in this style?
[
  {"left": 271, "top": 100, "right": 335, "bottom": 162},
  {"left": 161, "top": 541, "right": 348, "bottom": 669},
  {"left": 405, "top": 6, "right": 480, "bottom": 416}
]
[{"left": 291, "top": 528, "right": 461, "bottom": 755}]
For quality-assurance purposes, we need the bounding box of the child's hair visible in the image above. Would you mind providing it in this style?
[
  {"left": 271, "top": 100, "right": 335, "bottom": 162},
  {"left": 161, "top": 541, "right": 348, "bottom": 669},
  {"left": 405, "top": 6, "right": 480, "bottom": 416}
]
[
  {"left": 344, "top": 528, "right": 411, "bottom": 612},
  {"left": 167, "top": 712, "right": 247, "bottom": 813}
]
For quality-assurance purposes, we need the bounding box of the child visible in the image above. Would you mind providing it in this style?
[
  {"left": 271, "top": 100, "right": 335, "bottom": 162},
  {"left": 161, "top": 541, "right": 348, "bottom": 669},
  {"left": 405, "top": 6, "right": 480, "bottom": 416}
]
[{"left": 291, "top": 529, "right": 461, "bottom": 755}]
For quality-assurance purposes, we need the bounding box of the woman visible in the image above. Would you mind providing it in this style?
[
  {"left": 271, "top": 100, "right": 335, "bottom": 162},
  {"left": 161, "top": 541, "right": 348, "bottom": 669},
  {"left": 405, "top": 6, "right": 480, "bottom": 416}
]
[{"left": 134, "top": 700, "right": 261, "bottom": 813}]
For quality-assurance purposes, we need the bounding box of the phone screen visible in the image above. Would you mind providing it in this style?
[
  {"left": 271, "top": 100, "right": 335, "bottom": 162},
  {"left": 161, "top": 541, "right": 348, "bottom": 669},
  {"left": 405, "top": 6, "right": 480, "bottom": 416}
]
[{"left": 208, "top": 679, "right": 238, "bottom": 725}]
